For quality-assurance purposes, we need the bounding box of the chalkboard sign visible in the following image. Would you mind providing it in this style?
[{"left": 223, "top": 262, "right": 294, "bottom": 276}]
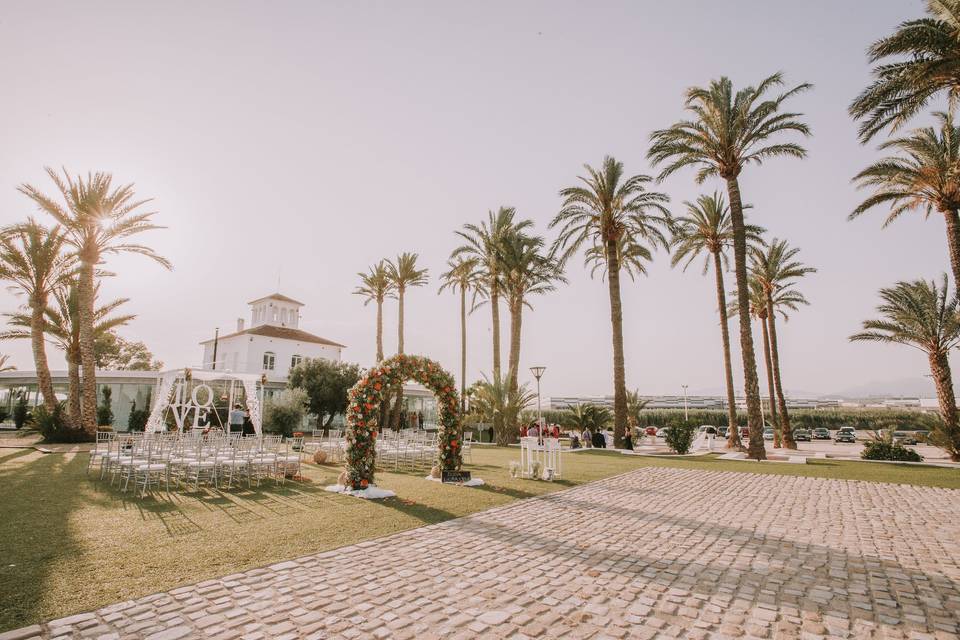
[{"left": 441, "top": 470, "right": 471, "bottom": 484}]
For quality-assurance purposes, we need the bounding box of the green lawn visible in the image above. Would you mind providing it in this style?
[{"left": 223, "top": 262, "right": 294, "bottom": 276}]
[{"left": 0, "top": 445, "right": 957, "bottom": 631}]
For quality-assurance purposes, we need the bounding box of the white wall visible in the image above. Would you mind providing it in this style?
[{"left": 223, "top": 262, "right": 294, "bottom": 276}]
[{"left": 201, "top": 334, "right": 341, "bottom": 379}]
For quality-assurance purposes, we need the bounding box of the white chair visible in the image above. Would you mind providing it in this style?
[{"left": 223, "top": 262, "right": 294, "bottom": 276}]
[
  {"left": 131, "top": 437, "right": 169, "bottom": 497},
  {"left": 462, "top": 431, "right": 473, "bottom": 463},
  {"left": 542, "top": 437, "right": 562, "bottom": 479},
  {"left": 88, "top": 430, "right": 114, "bottom": 476},
  {"left": 274, "top": 437, "right": 303, "bottom": 484}
]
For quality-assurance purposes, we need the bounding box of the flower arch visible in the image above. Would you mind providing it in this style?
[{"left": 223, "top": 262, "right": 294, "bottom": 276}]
[{"left": 344, "top": 354, "right": 462, "bottom": 487}]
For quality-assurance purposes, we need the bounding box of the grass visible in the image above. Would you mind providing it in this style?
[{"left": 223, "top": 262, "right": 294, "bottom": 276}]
[{"left": 0, "top": 445, "right": 957, "bottom": 631}]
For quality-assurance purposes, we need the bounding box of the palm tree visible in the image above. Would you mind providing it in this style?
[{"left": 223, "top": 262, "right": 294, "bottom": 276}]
[
  {"left": 353, "top": 261, "right": 395, "bottom": 362},
  {"left": 851, "top": 276, "right": 960, "bottom": 461},
  {"left": 563, "top": 403, "right": 612, "bottom": 438},
  {"left": 850, "top": 0, "right": 960, "bottom": 142},
  {"left": 749, "top": 240, "right": 816, "bottom": 450},
  {"left": 454, "top": 208, "right": 534, "bottom": 381},
  {"left": 386, "top": 252, "right": 429, "bottom": 355},
  {"left": 671, "top": 193, "right": 764, "bottom": 449},
  {"left": 0, "top": 220, "right": 74, "bottom": 411},
  {"left": 0, "top": 354, "right": 15, "bottom": 372},
  {"left": 851, "top": 112, "right": 960, "bottom": 287},
  {"left": 499, "top": 231, "right": 565, "bottom": 394},
  {"left": 649, "top": 73, "right": 812, "bottom": 460},
  {"left": 2, "top": 283, "right": 133, "bottom": 425},
  {"left": 550, "top": 156, "right": 670, "bottom": 448},
  {"left": 439, "top": 257, "right": 484, "bottom": 412},
  {"left": 18, "top": 169, "right": 170, "bottom": 432},
  {"left": 468, "top": 372, "right": 535, "bottom": 445},
  {"left": 625, "top": 389, "right": 651, "bottom": 429},
  {"left": 745, "top": 277, "right": 778, "bottom": 440},
  {"left": 385, "top": 252, "right": 428, "bottom": 429}
]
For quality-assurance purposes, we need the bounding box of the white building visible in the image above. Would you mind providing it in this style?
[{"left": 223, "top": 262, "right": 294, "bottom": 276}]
[{"left": 199, "top": 293, "right": 345, "bottom": 383}]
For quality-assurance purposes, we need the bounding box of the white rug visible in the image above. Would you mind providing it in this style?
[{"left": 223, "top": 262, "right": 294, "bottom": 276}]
[{"left": 324, "top": 484, "right": 397, "bottom": 499}]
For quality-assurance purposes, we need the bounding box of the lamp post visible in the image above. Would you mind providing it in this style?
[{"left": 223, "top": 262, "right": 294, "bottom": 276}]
[
  {"left": 681, "top": 384, "right": 689, "bottom": 421},
  {"left": 530, "top": 366, "right": 546, "bottom": 428}
]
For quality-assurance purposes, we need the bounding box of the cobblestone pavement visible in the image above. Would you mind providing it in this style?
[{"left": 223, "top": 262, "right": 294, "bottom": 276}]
[{"left": 5, "top": 467, "right": 960, "bottom": 640}]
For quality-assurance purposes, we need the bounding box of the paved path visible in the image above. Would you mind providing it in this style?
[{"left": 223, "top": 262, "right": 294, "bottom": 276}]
[{"left": 5, "top": 467, "right": 960, "bottom": 640}]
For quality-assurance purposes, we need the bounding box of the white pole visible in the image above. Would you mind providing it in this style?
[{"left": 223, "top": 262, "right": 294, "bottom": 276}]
[
  {"left": 682, "top": 384, "right": 689, "bottom": 421},
  {"left": 536, "top": 376, "right": 542, "bottom": 429}
]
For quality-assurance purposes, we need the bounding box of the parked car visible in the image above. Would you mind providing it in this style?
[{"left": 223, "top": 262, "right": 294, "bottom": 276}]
[
  {"left": 644, "top": 426, "right": 658, "bottom": 436},
  {"left": 892, "top": 431, "right": 918, "bottom": 445},
  {"left": 793, "top": 428, "right": 811, "bottom": 442},
  {"left": 913, "top": 429, "right": 930, "bottom": 443},
  {"left": 717, "top": 426, "right": 728, "bottom": 438},
  {"left": 739, "top": 426, "right": 750, "bottom": 439},
  {"left": 656, "top": 427, "right": 670, "bottom": 438},
  {"left": 835, "top": 427, "right": 856, "bottom": 443},
  {"left": 812, "top": 427, "right": 831, "bottom": 440},
  {"left": 762, "top": 428, "right": 775, "bottom": 441}
]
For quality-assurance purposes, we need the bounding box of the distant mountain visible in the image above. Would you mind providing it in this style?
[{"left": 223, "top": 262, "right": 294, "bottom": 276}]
[{"left": 827, "top": 376, "right": 948, "bottom": 399}]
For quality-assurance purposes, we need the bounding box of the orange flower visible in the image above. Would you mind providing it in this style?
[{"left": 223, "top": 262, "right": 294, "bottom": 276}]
[
  {"left": 360, "top": 479, "right": 369, "bottom": 488},
  {"left": 373, "top": 383, "right": 381, "bottom": 391}
]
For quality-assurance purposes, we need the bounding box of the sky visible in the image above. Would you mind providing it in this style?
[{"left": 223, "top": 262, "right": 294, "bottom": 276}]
[{"left": 0, "top": 1, "right": 950, "bottom": 399}]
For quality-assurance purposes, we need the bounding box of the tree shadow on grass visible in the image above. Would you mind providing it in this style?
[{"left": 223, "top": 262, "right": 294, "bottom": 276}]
[
  {"left": 0, "top": 452, "right": 87, "bottom": 632},
  {"left": 373, "top": 495, "right": 459, "bottom": 526}
]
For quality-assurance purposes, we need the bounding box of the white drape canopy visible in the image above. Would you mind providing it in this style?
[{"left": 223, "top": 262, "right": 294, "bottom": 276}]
[{"left": 145, "top": 369, "right": 264, "bottom": 434}]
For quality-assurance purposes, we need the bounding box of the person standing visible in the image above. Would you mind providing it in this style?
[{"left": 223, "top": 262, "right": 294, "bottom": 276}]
[{"left": 229, "top": 403, "right": 247, "bottom": 434}]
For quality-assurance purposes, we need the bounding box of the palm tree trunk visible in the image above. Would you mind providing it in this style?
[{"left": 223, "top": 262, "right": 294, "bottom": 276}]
[
  {"left": 460, "top": 286, "right": 467, "bottom": 413},
  {"left": 929, "top": 351, "right": 960, "bottom": 462},
  {"left": 375, "top": 297, "right": 389, "bottom": 429},
  {"left": 67, "top": 347, "right": 81, "bottom": 427},
  {"left": 507, "top": 297, "right": 522, "bottom": 393},
  {"left": 77, "top": 260, "right": 98, "bottom": 433},
  {"left": 760, "top": 314, "right": 777, "bottom": 433},
  {"left": 605, "top": 237, "right": 628, "bottom": 449},
  {"left": 490, "top": 281, "right": 501, "bottom": 378},
  {"left": 375, "top": 298, "right": 384, "bottom": 362},
  {"left": 943, "top": 210, "right": 960, "bottom": 289},
  {"left": 490, "top": 279, "right": 503, "bottom": 437},
  {"left": 390, "top": 289, "right": 405, "bottom": 430},
  {"left": 30, "top": 296, "right": 57, "bottom": 412},
  {"left": 726, "top": 177, "right": 765, "bottom": 460},
  {"left": 712, "top": 252, "right": 740, "bottom": 449},
  {"left": 766, "top": 299, "right": 794, "bottom": 449}
]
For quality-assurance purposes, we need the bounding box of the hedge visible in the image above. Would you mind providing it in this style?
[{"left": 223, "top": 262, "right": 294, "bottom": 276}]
[{"left": 523, "top": 407, "right": 942, "bottom": 431}]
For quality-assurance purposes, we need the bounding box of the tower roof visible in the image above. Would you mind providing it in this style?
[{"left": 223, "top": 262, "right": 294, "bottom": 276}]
[{"left": 247, "top": 293, "right": 304, "bottom": 306}]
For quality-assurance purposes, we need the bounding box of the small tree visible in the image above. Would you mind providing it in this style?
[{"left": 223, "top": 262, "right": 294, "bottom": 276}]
[
  {"left": 287, "top": 359, "right": 361, "bottom": 430},
  {"left": 95, "top": 331, "right": 163, "bottom": 371},
  {"left": 97, "top": 386, "right": 114, "bottom": 426},
  {"left": 263, "top": 388, "right": 308, "bottom": 437},
  {"left": 13, "top": 393, "right": 30, "bottom": 429},
  {"left": 664, "top": 424, "right": 697, "bottom": 454},
  {"left": 127, "top": 391, "right": 151, "bottom": 432}
]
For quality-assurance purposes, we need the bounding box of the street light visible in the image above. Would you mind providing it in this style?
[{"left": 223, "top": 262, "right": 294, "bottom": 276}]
[
  {"left": 530, "top": 366, "right": 546, "bottom": 428},
  {"left": 681, "top": 384, "right": 689, "bottom": 421}
]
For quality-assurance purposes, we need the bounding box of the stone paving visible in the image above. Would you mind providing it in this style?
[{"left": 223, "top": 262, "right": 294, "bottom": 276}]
[{"left": 4, "top": 467, "right": 960, "bottom": 640}]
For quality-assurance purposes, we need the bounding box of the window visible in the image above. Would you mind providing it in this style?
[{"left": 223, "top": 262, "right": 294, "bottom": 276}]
[
  {"left": 262, "top": 351, "right": 275, "bottom": 371},
  {"left": 291, "top": 355, "right": 303, "bottom": 370},
  {"left": 281, "top": 309, "right": 289, "bottom": 325}
]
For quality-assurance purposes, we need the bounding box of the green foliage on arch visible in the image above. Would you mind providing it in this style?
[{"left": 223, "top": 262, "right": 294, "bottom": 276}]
[{"left": 344, "top": 354, "right": 462, "bottom": 486}]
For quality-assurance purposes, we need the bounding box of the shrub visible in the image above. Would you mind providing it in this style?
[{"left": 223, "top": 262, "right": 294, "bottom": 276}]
[
  {"left": 127, "top": 396, "right": 151, "bottom": 432},
  {"left": 263, "top": 388, "right": 308, "bottom": 437},
  {"left": 13, "top": 395, "right": 30, "bottom": 430},
  {"left": 862, "top": 440, "right": 923, "bottom": 462},
  {"left": 664, "top": 424, "right": 697, "bottom": 454},
  {"left": 97, "top": 386, "right": 114, "bottom": 427},
  {"left": 0, "top": 407, "right": 8, "bottom": 424},
  {"left": 34, "top": 403, "right": 92, "bottom": 443}
]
